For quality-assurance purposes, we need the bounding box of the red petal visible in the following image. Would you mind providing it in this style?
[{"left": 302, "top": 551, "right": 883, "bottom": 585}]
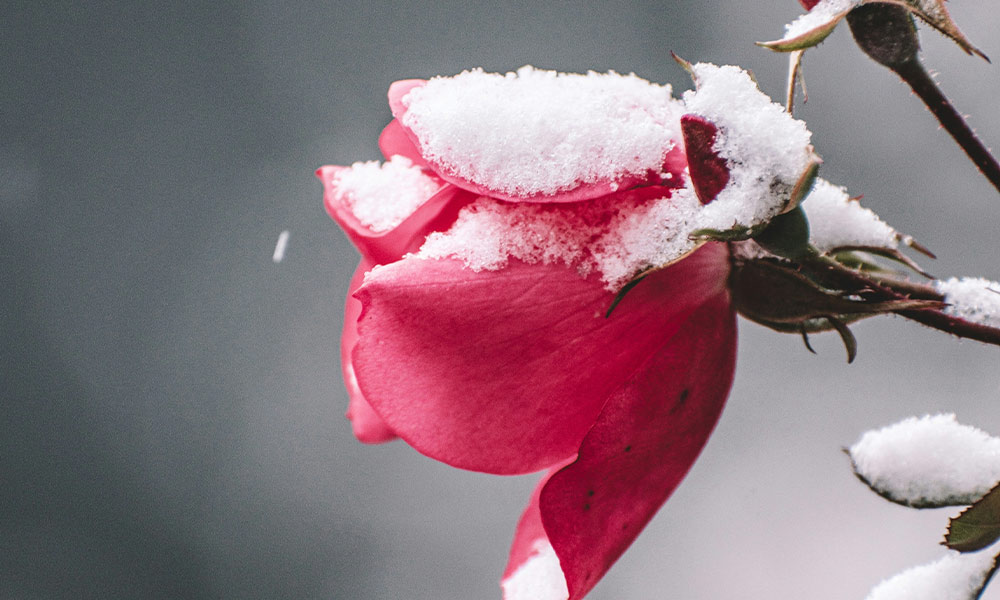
[
  {"left": 343, "top": 259, "right": 397, "bottom": 443},
  {"left": 385, "top": 79, "right": 686, "bottom": 203},
  {"left": 502, "top": 296, "right": 737, "bottom": 599},
  {"left": 681, "top": 114, "right": 730, "bottom": 205},
  {"left": 800, "top": 0, "right": 821, "bottom": 8},
  {"left": 316, "top": 165, "right": 474, "bottom": 265},
  {"left": 352, "top": 243, "right": 731, "bottom": 475}
]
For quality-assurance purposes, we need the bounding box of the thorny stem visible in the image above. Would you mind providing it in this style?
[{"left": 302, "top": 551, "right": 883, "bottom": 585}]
[
  {"left": 894, "top": 60, "right": 1000, "bottom": 196},
  {"left": 845, "top": 3, "right": 1000, "bottom": 195},
  {"left": 801, "top": 254, "right": 1000, "bottom": 347}
]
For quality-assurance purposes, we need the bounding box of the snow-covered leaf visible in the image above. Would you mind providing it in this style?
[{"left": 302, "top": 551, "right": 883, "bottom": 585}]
[
  {"left": 848, "top": 415, "right": 1000, "bottom": 508},
  {"left": 864, "top": 551, "right": 998, "bottom": 600}
]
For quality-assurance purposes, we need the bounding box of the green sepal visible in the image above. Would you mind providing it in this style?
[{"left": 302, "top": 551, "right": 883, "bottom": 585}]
[
  {"left": 758, "top": 8, "right": 854, "bottom": 52},
  {"left": 753, "top": 206, "right": 813, "bottom": 260}
]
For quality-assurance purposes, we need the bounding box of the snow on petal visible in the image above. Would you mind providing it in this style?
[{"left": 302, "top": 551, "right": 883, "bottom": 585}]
[
  {"left": 417, "top": 186, "right": 703, "bottom": 291},
  {"left": 865, "top": 551, "right": 997, "bottom": 600},
  {"left": 399, "top": 66, "right": 683, "bottom": 200},
  {"left": 802, "top": 178, "right": 898, "bottom": 252},
  {"left": 850, "top": 414, "right": 1000, "bottom": 507},
  {"left": 934, "top": 277, "right": 1000, "bottom": 329},
  {"left": 501, "top": 540, "right": 569, "bottom": 600},
  {"left": 328, "top": 155, "right": 442, "bottom": 233},
  {"left": 682, "top": 63, "right": 814, "bottom": 232}
]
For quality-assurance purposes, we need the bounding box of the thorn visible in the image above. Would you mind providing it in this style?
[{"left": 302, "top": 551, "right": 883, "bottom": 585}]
[
  {"left": 800, "top": 325, "right": 817, "bottom": 354},
  {"left": 826, "top": 316, "right": 858, "bottom": 363}
]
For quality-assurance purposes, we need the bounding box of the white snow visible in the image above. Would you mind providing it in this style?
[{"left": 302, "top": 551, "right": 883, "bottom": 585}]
[
  {"left": 681, "top": 63, "right": 814, "bottom": 232},
  {"left": 784, "top": 0, "right": 858, "bottom": 39},
  {"left": 501, "top": 540, "right": 569, "bottom": 600},
  {"left": 272, "top": 230, "right": 289, "bottom": 263},
  {"left": 417, "top": 187, "right": 705, "bottom": 290},
  {"left": 849, "top": 414, "right": 1000, "bottom": 506},
  {"left": 331, "top": 155, "right": 442, "bottom": 232},
  {"left": 934, "top": 277, "right": 1000, "bottom": 329},
  {"left": 865, "top": 551, "right": 996, "bottom": 600},
  {"left": 802, "top": 178, "right": 898, "bottom": 252},
  {"left": 416, "top": 62, "right": 818, "bottom": 290},
  {"left": 400, "top": 66, "right": 682, "bottom": 198}
]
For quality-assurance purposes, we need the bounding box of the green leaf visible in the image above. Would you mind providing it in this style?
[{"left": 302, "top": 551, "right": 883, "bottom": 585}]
[{"left": 946, "top": 482, "right": 1000, "bottom": 552}]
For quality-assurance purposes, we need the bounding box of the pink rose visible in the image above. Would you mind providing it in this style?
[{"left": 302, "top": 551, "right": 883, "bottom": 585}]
[{"left": 320, "top": 64, "right": 814, "bottom": 598}]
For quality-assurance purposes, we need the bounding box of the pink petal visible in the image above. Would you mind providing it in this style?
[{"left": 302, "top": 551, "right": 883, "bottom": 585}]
[
  {"left": 387, "top": 79, "right": 426, "bottom": 119},
  {"left": 342, "top": 259, "right": 397, "bottom": 443},
  {"left": 385, "top": 79, "right": 686, "bottom": 204},
  {"left": 681, "top": 114, "right": 730, "bottom": 205},
  {"left": 502, "top": 295, "right": 737, "bottom": 599},
  {"left": 316, "top": 165, "right": 474, "bottom": 265},
  {"left": 378, "top": 120, "right": 429, "bottom": 167},
  {"left": 352, "top": 243, "right": 731, "bottom": 475}
]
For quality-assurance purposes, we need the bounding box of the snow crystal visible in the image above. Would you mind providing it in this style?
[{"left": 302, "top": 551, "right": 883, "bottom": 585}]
[
  {"left": 935, "top": 277, "right": 1000, "bottom": 329},
  {"left": 417, "top": 187, "right": 704, "bottom": 290},
  {"left": 331, "top": 155, "right": 442, "bottom": 232},
  {"left": 865, "top": 551, "right": 996, "bottom": 600},
  {"left": 850, "top": 414, "right": 1000, "bottom": 506},
  {"left": 272, "top": 230, "right": 289, "bottom": 263},
  {"left": 802, "top": 179, "right": 898, "bottom": 252},
  {"left": 682, "top": 63, "right": 814, "bottom": 232},
  {"left": 401, "top": 66, "right": 682, "bottom": 198},
  {"left": 784, "top": 0, "right": 859, "bottom": 39},
  {"left": 501, "top": 540, "right": 569, "bottom": 600}
]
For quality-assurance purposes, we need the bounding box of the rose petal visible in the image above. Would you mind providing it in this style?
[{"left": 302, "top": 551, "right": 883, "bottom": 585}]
[
  {"left": 352, "top": 243, "right": 731, "bottom": 475},
  {"left": 317, "top": 165, "right": 474, "bottom": 265},
  {"left": 680, "top": 114, "right": 730, "bottom": 205},
  {"left": 502, "top": 295, "right": 737, "bottom": 599},
  {"left": 377, "top": 120, "right": 429, "bottom": 167},
  {"left": 501, "top": 463, "right": 573, "bottom": 600},
  {"left": 342, "top": 259, "right": 397, "bottom": 443},
  {"left": 387, "top": 75, "right": 686, "bottom": 203}
]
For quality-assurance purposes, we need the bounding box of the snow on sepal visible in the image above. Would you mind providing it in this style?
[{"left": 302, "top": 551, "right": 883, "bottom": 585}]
[
  {"left": 934, "top": 278, "right": 1000, "bottom": 330},
  {"left": 946, "top": 482, "right": 1000, "bottom": 553},
  {"left": 501, "top": 540, "right": 569, "bottom": 600},
  {"left": 761, "top": 0, "right": 987, "bottom": 60},
  {"left": 801, "top": 178, "right": 933, "bottom": 276},
  {"left": 863, "top": 550, "right": 999, "bottom": 600},
  {"left": 758, "top": 0, "right": 858, "bottom": 52},
  {"left": 848, "top": 414, "right": 1000, "bottom": 508}
]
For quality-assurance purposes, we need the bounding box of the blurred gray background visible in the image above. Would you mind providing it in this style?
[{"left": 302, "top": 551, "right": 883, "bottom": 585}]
[{"left": 4, "top": 1, "right": 1000, "bottom": 598}]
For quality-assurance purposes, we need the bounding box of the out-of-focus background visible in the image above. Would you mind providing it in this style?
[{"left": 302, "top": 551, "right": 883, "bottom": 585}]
[{"left": 4, "top": 2, "right": 1000, "bottom": 598}]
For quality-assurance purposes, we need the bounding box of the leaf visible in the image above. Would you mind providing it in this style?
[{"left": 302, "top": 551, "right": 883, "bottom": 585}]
[
  {"left": 863, "top": 0, "right": 989, "bottom": 60},
  {"left": 946, "top": 482, "right": 1000, "bottom": 552}
]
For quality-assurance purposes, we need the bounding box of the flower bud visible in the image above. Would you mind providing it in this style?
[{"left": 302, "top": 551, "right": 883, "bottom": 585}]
[{"left": 845, "top": 3, "right": 920, "bottom": 70}]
